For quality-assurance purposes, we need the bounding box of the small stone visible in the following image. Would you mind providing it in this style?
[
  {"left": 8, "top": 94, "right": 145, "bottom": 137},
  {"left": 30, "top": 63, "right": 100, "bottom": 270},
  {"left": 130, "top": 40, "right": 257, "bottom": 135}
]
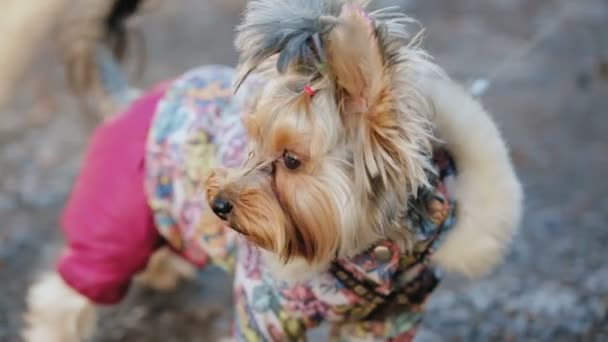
[{"left": 469, "top": 78, "right": 491, "bottom": 97}]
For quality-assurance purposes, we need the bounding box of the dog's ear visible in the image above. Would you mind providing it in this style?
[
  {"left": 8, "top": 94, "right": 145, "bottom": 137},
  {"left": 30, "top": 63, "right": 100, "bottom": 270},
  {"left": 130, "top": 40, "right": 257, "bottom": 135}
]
[
  {"left": 326, "top": 5, "right": 432, "bottom": 193},
  {"left": 326, "top": 5, "right": 386, "bottom": 116}
]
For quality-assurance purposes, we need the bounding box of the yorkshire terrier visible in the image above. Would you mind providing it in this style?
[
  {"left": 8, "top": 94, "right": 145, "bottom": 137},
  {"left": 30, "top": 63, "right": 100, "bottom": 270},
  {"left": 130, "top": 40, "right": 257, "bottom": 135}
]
[{"left": 23, "top": 0, "right": 522, "bottom": 341}]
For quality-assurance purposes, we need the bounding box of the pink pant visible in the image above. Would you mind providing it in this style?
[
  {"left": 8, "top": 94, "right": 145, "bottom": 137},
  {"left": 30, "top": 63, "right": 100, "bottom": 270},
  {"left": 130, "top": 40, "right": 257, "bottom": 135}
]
[{"left": 58, "top": 84, "right": 168, "bottom": 304}]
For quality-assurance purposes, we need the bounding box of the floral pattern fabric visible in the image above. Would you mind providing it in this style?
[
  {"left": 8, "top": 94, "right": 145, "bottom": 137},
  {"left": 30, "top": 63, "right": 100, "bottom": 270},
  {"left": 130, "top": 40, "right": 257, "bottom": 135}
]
[
  {"left": 145, "top": 66, "right": 457, "bottom": 341},
  {"left": 145, "top": 65, "right": 259, "bottom": 268}
]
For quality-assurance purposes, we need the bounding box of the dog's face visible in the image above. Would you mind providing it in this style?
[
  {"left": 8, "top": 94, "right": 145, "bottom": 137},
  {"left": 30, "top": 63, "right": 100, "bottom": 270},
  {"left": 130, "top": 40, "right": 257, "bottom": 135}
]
[
  {"left": 207, "top": 75, "right": 362, "bottom": 264},
  {"left": 206, "top": 0, "right": 436, "bottom": 266}
]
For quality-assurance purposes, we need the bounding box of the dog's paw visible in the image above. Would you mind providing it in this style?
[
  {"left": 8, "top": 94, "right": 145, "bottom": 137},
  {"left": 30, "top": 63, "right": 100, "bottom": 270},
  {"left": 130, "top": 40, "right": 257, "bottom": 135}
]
[
  {"left": 23, "top": 273, "right": 97, "bottom": 342},
  {"left": 136, "top": 248, "right": 197, "bottom": 291}
]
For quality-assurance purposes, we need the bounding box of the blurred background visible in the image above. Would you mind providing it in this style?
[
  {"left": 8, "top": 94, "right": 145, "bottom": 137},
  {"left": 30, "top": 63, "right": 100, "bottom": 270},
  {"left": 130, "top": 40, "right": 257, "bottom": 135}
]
[{"left": 0, "top": 0, "right": 607, "bottom": 341}]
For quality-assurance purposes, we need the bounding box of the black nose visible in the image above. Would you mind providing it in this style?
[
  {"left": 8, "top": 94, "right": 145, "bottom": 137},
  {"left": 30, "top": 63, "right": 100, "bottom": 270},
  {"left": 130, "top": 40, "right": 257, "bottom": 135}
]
[{"left": 211, "top": 197, "right": 233, "bottom": 219}]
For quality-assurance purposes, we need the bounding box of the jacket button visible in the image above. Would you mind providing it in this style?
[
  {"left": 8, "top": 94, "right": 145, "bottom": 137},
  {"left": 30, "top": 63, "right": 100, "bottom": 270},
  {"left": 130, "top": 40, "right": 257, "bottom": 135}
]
[{"left": 373, "top": 245, "right": 392, "bottom": 262}]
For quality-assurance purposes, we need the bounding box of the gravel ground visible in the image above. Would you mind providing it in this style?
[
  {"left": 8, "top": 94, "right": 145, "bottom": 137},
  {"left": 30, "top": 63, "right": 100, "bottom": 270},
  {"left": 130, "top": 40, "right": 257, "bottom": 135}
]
[{"left": 1, "top": 0, "right": 607, "bottom": 341}]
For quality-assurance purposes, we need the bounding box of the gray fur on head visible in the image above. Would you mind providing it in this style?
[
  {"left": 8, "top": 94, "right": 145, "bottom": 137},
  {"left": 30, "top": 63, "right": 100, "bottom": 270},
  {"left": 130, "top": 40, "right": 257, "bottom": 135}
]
[
  {"left": 234, "top": 0, "right": 437, "bottom": 90},
  {"left": 235, "top": 0, "right": 350, "bottom": 88}
]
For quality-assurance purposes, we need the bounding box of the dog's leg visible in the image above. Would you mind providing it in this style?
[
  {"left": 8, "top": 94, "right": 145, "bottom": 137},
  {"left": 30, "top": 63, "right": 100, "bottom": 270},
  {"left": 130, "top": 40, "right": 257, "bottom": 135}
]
[
  {"left": 135, "top": 247, "right": 197, "bottom": 291},
  {"left": 420, "top": 77, "right": 523, "bottom": 277},
  {"left": 23, "top": 273, "right": 97, "bottom": 342},
  {"left": 23, "top": 248, "right": 195, "bottom": 342}
]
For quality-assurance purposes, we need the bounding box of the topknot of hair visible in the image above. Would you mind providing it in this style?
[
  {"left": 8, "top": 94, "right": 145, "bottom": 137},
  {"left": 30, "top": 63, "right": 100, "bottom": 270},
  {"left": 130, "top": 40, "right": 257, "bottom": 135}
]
[{"left": 234, "top": 0, "right": 362, "bottom": 88}]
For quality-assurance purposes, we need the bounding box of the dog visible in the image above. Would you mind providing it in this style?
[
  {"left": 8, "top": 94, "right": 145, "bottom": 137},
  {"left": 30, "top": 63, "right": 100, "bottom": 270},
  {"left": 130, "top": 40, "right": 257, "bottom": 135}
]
[
  {"left": 23, "top": 0, "right": 522, "bottom": 340},
  {"left": 0, "top": 0, "right": 69, "bottom": 107}
]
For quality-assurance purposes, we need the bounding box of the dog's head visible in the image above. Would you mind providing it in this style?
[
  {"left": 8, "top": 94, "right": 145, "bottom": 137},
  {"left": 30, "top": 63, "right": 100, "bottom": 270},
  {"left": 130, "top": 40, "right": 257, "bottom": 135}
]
[{"left": 206, "top": 0, "right": 440, "bottom": 267}]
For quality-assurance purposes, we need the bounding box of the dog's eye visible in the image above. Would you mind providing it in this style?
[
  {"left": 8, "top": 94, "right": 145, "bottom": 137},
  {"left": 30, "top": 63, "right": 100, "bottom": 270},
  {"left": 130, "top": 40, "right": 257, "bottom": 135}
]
[{"left": 282, "top": 151, "right": 301, "bottom": 170}]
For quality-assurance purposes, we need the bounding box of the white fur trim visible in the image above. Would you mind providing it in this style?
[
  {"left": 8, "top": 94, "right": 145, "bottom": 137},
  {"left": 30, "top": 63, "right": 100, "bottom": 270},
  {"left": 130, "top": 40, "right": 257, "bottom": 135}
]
[{"left": 420, "top": 77, "right": 523, "bottom": 277}]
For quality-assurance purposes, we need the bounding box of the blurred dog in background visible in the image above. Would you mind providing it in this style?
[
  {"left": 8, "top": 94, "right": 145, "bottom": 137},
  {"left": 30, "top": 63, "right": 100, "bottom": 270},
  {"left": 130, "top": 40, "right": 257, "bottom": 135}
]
[{"left": 0, "top": 0, "right": 68, "bottom": 108}]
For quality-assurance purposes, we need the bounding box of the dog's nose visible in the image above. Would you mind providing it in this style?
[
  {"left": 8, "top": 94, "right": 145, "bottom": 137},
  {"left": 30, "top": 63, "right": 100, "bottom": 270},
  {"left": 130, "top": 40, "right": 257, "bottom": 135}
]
[{"left": 211, "top": 197, "right": 233, "bottom": 220}]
